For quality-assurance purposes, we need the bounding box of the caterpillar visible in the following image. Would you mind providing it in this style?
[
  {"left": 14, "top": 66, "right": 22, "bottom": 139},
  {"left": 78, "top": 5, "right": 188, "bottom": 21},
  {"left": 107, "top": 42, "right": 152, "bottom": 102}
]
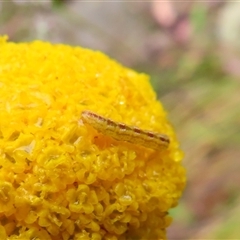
[{"left": 81, "top": 110, "right": 170, "bottom": 150}]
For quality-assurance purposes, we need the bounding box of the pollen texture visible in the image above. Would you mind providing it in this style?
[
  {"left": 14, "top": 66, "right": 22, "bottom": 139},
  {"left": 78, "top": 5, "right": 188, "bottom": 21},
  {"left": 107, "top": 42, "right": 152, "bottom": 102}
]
[{"left": 0, "top": 36, "right": 186, "bottom": 240}]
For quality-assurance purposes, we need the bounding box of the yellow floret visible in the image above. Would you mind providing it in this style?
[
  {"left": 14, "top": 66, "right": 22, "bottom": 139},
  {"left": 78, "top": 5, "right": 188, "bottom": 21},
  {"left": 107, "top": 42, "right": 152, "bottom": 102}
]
[{"left": 0, "top": 36, "right": 186, "bottom": 239}]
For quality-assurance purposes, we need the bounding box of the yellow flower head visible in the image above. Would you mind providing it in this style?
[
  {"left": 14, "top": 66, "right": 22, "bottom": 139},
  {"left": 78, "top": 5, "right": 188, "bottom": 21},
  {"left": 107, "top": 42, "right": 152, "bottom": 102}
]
[{"left": 0, "top": 36, "right": 186, "bottom": 240}]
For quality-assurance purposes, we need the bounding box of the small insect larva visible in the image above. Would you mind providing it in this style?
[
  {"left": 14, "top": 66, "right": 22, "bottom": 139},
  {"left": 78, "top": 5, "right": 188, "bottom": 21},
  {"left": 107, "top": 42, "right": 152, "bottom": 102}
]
[{"left": 81, "top": 110, "right": 170, "bottom": 150}]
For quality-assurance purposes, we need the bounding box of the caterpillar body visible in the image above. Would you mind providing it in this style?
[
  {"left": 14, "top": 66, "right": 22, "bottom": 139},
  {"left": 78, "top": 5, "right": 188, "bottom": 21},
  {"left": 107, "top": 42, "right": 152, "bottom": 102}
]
[{"left": 81, "top": 110, "right": 170, "bottom": 150}]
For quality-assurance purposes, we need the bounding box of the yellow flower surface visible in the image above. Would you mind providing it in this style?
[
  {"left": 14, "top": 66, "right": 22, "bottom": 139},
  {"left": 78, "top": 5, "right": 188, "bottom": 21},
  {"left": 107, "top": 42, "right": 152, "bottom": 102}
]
[{"left": 0, "top": 36, "right": 186, "bottom": 240}]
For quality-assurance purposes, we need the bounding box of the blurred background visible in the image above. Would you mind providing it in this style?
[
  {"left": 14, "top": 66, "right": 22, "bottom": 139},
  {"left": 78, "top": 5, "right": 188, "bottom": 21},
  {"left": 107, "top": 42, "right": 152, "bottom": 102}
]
[{"left": 1, "top": 1, "right": 240, "bottom": 239}]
